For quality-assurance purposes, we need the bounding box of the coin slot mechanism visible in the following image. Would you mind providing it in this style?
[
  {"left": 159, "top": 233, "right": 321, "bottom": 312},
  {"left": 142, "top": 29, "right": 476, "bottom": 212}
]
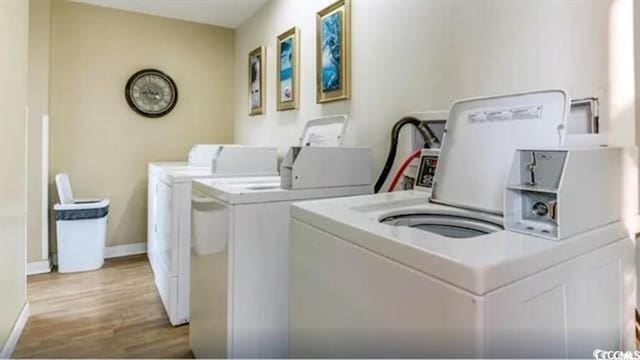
[{"left": 505, "top": 149, "right": 567, "bottom": 240}]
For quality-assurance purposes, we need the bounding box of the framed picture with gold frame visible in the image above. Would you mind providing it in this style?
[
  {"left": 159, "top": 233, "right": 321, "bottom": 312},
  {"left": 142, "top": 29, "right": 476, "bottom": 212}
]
[
  {"left": 276, "top": 27, "right": 300, "bottom": 111},
  {"left": 248, "top": 46, "right": 266, "bottom": 115},
  {"left": 316, "top": 0, "right": 350, "bottom": 103}
]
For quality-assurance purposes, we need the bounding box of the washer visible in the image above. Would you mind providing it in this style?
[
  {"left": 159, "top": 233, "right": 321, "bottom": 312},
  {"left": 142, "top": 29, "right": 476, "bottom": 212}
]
[
  {"left": 189, "top": 116, "right": 373, "bottom": 358},
  {"left": 148, "top": 145, "right": 278, "bottom": 326},
  {"left": 289, "top": 90, "right": 636, "bottom": 358}
]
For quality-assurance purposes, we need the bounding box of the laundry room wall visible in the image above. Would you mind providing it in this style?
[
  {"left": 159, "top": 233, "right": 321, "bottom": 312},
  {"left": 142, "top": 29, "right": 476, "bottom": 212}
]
[
  {"left": 27, "top": 0, "right": 52, "bottom": 268},
  {"left": 237, "top": 0, "right": 640, "bottom": 306},
  {"left": 604, "top": 0, "right": 640, "bottom": 306},
  {"left": 608, "top": 0, "right": 639, "bottom": 238},
  {"left": 49, "top": 0, "right": 236, "bottom": 250},
  {"left": 233, "top": 0, "right": 612, "bottom": 183},
  {"left": 0, "top": 0, "right": 29, "bottom": 354}
]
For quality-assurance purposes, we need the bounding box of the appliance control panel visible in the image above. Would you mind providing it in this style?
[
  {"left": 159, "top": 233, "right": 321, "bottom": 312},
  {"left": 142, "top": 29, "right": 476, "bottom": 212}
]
[{"left": 415, "top": 149, "right": 440, "bottom": 191}]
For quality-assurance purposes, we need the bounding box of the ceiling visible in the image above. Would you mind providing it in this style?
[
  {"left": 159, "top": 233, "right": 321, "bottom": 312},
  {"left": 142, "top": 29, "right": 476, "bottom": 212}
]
[{"left": 72, "top": 0, "right": 269, "bottom": 29}]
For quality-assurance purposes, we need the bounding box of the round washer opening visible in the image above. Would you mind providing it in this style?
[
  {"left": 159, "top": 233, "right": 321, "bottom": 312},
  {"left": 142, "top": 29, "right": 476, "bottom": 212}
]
[{"left": 380, "top": 212, "right": 503, "bottom": 239}]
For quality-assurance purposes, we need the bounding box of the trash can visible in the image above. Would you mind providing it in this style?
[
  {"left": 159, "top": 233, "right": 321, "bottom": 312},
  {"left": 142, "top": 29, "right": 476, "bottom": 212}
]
[{"left": 54, "top": 173, "right": 109, "bottom": 273}]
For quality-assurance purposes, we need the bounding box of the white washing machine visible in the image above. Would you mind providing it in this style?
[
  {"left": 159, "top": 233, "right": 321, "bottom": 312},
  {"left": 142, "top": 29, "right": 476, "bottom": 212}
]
[
  {"left": 289, "top": 90, "right": 636, "bottom": 358},
  {"left": 147, "top": 144, "right": 278, "bottom": 326},
  {"left": 189, "top": 116, "right": 373, "bottom": 358}
]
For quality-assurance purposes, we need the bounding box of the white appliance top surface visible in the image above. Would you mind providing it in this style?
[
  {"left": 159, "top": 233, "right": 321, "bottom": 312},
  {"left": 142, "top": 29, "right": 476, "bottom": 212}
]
[
  {"left": 149, "top": 162, "right": 276, "bottom": 184},
  {"left": 433, "top": 90, "right": 567, "bottom": 214},
  {"left": 149, "top": 162, "right": 237, "bottom": 183},
  {"left": 193, "top": 176, "right": 372, "bottom": 204},
  {"left": 299, "top": 115, "right": 348, "bottom": 146},
  {"left": 291, "top": 190, "right": 627, "bottom": 295}
]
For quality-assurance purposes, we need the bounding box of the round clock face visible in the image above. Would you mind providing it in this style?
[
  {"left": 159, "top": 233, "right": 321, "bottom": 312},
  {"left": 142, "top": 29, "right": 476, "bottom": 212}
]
[{"left": 125, "top": 69, "right": 178, "bottom": 118}]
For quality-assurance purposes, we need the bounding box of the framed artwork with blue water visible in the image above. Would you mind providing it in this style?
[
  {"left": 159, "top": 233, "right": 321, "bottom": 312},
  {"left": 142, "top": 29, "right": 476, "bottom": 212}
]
[
  {"left": 316, "top": 0, "right": 350, "bottom": 103},
  {"left": 277, "top": 27, "right": 299, "bottom": 111}
]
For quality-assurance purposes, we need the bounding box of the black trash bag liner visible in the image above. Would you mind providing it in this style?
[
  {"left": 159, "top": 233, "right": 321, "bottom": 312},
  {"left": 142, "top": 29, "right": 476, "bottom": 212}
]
[{"left": 55, "top": 205, "right": 109, "bottom": 221}]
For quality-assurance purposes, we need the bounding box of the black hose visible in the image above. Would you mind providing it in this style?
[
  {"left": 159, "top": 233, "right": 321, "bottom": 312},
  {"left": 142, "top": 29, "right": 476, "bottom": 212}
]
[{"left": 374, "top": 116, "right": 440, "bottom": 193}]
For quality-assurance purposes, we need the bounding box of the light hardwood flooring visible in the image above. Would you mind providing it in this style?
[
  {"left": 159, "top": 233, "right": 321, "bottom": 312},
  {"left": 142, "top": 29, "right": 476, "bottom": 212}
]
[{"left": 14, "top": 255, "right": 193, "bottom": 359}]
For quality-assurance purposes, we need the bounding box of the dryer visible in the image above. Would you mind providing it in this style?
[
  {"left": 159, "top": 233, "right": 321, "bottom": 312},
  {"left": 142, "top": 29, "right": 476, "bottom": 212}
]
[
  {"left": 289, "top": 90, "right": 636, "bottom": 358},
  {"left": 147, "top": 144, "right": 278, "bottom": 326}
]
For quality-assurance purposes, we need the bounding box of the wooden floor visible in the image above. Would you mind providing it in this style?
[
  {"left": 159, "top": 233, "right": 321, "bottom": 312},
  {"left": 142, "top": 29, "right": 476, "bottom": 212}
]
[{"left": 13, "top": 255, "right": 193, "bottom": 359}]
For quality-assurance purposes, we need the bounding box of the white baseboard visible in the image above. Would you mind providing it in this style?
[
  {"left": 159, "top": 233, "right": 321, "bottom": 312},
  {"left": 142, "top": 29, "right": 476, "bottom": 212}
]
[
  {"left": 26, "top": 259, "right": 52, "bottom": 276},
  {"left": 104, "top": 242, "right": 146, "bottom": 259},
  {"left": 0, "top": 302, "right": 29, "bottom": 359}
]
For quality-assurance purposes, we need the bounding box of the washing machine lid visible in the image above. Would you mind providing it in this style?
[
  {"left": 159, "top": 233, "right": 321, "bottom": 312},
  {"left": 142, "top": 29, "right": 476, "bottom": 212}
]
[
  {"left": 149, "top": 161, "right": 188, "bottom": 171},
  {"left": 188, "top": 144, "right": 239, "bottom": 166},
  {"left": 432, "top": 90, "right": 568, "bottom": 215},
  {"left": 299, "top": 115, "right": 348, "bottom": 146}
]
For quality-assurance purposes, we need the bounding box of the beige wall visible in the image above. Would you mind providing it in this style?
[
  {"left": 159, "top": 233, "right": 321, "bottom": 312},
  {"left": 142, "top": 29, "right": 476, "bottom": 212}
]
[
  {"left": 27, "top": 0, "right": 51, "bottom": 263},
  {"left": 50, "top": 0, "right": 235, "bottom": 248},
  {"left": 607, "top": 0, "right": 639, "bottom": 237},
  {"left": 234, "top": 0, "right": 611, "bottom": 181},
  {"left": 237, "top": 0, "right": 640, "bottom": 305},
  {"left": 636, "top": 0, "right": 640, "bottom": 149},
  {"left": 0, "top": 0, "right": 29, "bottom": 352}
]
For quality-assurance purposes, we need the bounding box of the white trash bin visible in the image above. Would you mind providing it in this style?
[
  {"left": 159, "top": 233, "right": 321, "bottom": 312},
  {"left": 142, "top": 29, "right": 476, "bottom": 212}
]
[{"left": 54, "top": 173, "right": 109, "bottom": 273}]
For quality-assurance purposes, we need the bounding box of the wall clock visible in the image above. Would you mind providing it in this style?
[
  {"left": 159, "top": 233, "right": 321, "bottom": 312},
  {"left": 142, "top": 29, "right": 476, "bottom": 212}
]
[{"left": 125, "top": 69, "right": 178, "bottom": 118}]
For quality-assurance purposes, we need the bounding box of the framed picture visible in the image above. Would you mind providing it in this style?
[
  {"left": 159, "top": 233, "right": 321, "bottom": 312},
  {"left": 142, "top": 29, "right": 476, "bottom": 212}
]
[
  {"left": 248, "top": 46, "right": 266, "bottom": 115},
  {"left": 276, "top": 27, "right": 300, "bottom": 111},
  {"left": 316, "top": 0, "right": 350, "bottom": 103}
]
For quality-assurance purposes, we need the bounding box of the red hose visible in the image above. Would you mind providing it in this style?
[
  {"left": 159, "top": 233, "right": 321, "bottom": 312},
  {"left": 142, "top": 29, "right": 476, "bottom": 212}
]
[{"left": 387, "top": 148, "right": 422, "bottom": 192}]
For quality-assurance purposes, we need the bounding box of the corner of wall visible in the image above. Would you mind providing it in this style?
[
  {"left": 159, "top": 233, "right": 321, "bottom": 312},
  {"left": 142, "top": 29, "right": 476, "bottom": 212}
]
[
  {"left": 0, "top": 0, "right": 30, "bottom": 353},
  {"left": 0, "top": 302, "right": 30, "bottom": 359}
]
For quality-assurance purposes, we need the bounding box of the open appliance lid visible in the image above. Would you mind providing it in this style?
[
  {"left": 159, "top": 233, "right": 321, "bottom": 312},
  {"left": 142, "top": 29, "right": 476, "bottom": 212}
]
[
  {"left": 431, "top": 89, "right": 568, "bottom": 215},
  {"left": 299, "top": 115, "right": 348, "bottom": 146}
]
